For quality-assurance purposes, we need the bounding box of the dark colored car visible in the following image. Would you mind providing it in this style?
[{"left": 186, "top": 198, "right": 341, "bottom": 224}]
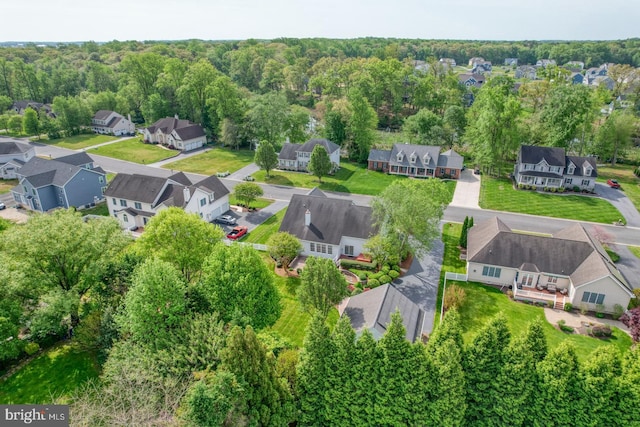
[
  {"left": 215, "top": 214, "right": 237, "bottom": 225},
  {"left": 474, "top": 168, "right": 482, "bottom": 175},
  {"left": 607, "top": 179, "right": 620, "bottom": 189},
  {"left": 227, "top": 226, "right": 248, "bottom": 240}
]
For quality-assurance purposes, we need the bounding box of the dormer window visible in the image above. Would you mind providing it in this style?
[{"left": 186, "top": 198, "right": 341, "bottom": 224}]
[
  {"left": 423, "top": 153, "right": 431, "bottom": 164},
  {"left": 567, "top": 165, "right": 575, "bottom": 175},
  {"left": 410, "top": 153, "right": 416, "bottom": 163},
  {"left": 585, "top": 167, "right": 592, "bottom": 176},
  {"left": 397, "top": 152, "right": 404, "bottom": 162}
]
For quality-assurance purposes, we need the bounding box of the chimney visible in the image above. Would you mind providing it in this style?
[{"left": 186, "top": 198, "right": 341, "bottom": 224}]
[
  {"left": 174, "top": 113, "right": 179, "bottom": 120},
  {"left": 305, "top": 208, "right": 311, "bottom": 226},
  {"left": 127, "top": 113, "right": 132, "bottom": 122},
  {"left": 183, "top": 187, "right": 191, "bottom": 202}
]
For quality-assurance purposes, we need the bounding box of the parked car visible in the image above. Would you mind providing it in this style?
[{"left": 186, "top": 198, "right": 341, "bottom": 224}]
[
  {"left": 216, "top": 171, "right": 230, "bottom": 177},
  {"left": 227, "top": 225, "right": 248, "bottom": 240},
  {"left": 215, "top": 214, "right": 237, "bottom": 225},
  {"left": 0, "top": 202, "right": 5, "bottom": 210},
  {"left": 607, "top": 179, "right": 620, "bottom": 189},
  {"left": 244, "top": 175, "right": 255, "bottom": 181}
]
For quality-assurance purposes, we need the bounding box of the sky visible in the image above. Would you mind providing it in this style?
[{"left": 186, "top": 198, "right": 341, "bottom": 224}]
[{"left": 2, "top": 0, "right": 639, "bottom": 42}]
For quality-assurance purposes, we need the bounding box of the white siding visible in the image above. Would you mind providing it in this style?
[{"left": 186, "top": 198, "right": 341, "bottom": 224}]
[
  {"left": 466, "top": 262, "right": 517, "bottom": 287},
  {"left": 340, "top": 236, "right": 368, "bottom": 257},
  {"left": 572, "top": 277, "right": 632, "bottom": 313}
]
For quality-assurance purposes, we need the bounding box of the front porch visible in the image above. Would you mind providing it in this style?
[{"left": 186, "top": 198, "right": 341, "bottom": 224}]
[
  {"left": 513, "top": 280, "right": 569, "bottom": 310},
  {"left": 517, "top": 174, "right": 563, "bottom": 188}
]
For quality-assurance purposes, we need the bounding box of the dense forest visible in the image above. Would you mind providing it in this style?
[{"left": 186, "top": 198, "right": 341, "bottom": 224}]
[{"left": 0, "top": 38, "right": 639, "bottom": 168}]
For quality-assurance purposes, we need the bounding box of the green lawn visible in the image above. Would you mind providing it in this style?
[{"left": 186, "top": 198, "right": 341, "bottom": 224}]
[
  {"left": 244, "top": 208, "right": 286, "bottom": 244},
  {"left": 437, "top": 222, "right": 632, "bottom": 361},
  {"left": 0, "top": 344, "right": 99, "bottom": 404},
  {"left": 0, "top": 179, "right": 18, "bottom": 194},
  {"left": 269, "top": 275, "right": 311, "bottom": 347},
  {"left": 229, "top": 195, "right": 274, "bottom": 210},
  {"left": 88, "top": 139, "right": 177, "bottom": 164},
  {"left": 80, "top": 203, "right": 110, "bottom": 216},
  {"left": 255, "top": 162, "right": 457, "bottom": 197},
  {"left": 597, "top": 165, "right": 640, "bottom": 213},
  {"left": 479, "top": 176, "right": 624, "bottom": 224},
  {"left": 629, "top": 246, "right": 640, "bottom": 259},
  {"left": 43, "top": 134, "right": 120, "bottom": 149},
  {"left": 162, "top": 147, "right": 255, "bottom": 175}
]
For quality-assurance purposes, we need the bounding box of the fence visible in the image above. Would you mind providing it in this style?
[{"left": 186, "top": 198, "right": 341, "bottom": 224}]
[{"left": 440, "top": 271, "right": 468, "bottom": 325}]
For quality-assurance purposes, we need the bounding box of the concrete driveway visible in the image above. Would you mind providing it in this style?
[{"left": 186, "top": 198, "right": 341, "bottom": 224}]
[
  {"left": 392, "top": 239, "right": 444, "bottom": 335},
  {"left": 610, "top": 243, "right": 640, "bottom": 290},
  {"left": 595, "top": 182, "right": 640, "bottom": 227},
  {"left": 450, "top": 168, "right": 481, "bottom": 209}
]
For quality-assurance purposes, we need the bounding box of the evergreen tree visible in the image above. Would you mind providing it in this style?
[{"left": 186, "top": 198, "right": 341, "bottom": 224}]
[
  {"left": 618, "top": 348, "right": 640, "bottom": 426},
  {"left": 427, "top": 308, "right": 464, "bottom": 356},
  {"left": 220, "top": 325, "right": 294, "bottom": 426},
  {"left": 521, "top": 318, "right": 548, "bottom": 363},
  {"left": 460, "top": 216, "right": 469, "bottom": 248},
  {"left": 536, "top": 343, "right": 586, "bottom": 426},
  {"left": 297, "top": 314, "right": 333, "bottom": 426},
  {"left": 468, "top": 216, "right": 474, "bottom": 229},
  {"left": 428, "top": 338, "right": 466, "bottom": 427},
  {"left": 349, "top": 330, "right": 380, "bottom": 426},
  {"left": 324, "top": 316, "right": 357, "bottom": 425},
  {"left": 583, "top": 347, "right": 623, "bottom": 426},
  {"left": 463, "top": 313, "right": 511, "bottom": 426}
]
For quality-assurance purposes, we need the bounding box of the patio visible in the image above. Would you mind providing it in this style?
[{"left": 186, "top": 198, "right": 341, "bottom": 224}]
[{"left": 513, "top": 282, "right": 569, "bottom": 310}]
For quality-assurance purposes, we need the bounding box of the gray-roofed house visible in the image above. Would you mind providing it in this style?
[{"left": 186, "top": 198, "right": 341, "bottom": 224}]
[
  {"left": 91, "top": 110, "right": 135, "bottom": 136},
  {"left": 277, "top": 138, "right": 340, "bottom": 172},
  {"left": 514, "top": 145, "right": 597, "bottom": 191},
  {"left": 467, "top": 217, "right": 634, "bottom": 313},
  {"left": 0, "top": 138, "right": 35, "bottom": 179},
  {"left": 11, "top": 152, "right": 106, "bottom": 212},
  {"left": 367, "top": 143, "right": 463, "bottom": 179},
  {"left": 458, "top": 73, "right": 486, "bottom": 88},
  {"left": 278, "top": 188, "right": 375, "bottom": 260},
  {"left": 340, "top": 284, "right": 427, "bottom": 342},
  {"left": 103, "top": 171, "right": 230, "bottom": 229},
  {"left": 143, "top": 115, "right": 206, "bottom": 151}
]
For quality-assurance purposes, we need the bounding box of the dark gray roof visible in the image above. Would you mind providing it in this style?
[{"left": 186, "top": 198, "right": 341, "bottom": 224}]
[
  {"left": 104, "top": 174, "right": 168, "bottom": 204},
  {"left": 174, "top": 125, "right": 206, "bottom": 140},
  {"left": 0, "top": 140, "right": 32, "bottom": 155},
  {"left": 168, "top": 172, "right": 192, "bottom": 186},
  {"left": 279, "top": 190, "right": 375, "bottom": 245},
  {"left": 519, "top": 145, "right": 565, "bottom": 167},
  {"left": 438, "top": 149, "right": 464, "bottom": 169},
  {"left": 298, "top": 138, "right": 340, "bottom": 154},
  {"left": 192, "top": 175, "right": 230, "bottom": 198},
  {"left": 93, "top": 110, "right": 116, "bottom": 120},
  {"left": 566, "top": 156, "right": 598, "bottom": 178},
  {"left": 146, "top": 117, "right": 204, "bottom": 141},
  {"left": 16, "top": 156, "right": 102, "bottom": 188},
  {"left": 389, "top": 144, "right": 441, "bottom": 169},
  {"left": 368, "top": 149, "right": 391, "bottom": 162},
  {"left": 55, "top": 152, "right": 94, "bottom": 167},
  {"left": 343, "top": 284, "right": 425, "bottom": 342},
  {"left": 122, "top": 207, "right": 155, "bottom": 217},
  {"left": 278, "top": 143, "right": 299, "bottom": 160}
]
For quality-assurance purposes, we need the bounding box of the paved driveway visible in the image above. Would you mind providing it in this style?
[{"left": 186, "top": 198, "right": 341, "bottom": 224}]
[
  {"left": 392, "top": 239, "right": 444, "bottom": 335},
  {"left": 610, "top": 244, "right": 640, "bottom": 290},
  {"left": 595, "top": 182, "right": 640, "bottom": 227},
  {"left": 450, "top": 168, "right": 481, "bottom": 208}
]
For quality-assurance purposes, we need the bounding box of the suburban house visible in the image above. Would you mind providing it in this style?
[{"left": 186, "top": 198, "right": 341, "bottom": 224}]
[
  {"left": 472, "top": 61, "right": 492, "bottom": 75},
  {"left": 438, "top": 58, "right": 456, "bottom": 68},
  {"left": 278, "top": 188, "right": 375, "bottom": 260},
  {"left": 536, "top": 59, "right": 557, "bottom": 68},
  {"left": 458, "top": 73, "right": 485, "bottom": 87},
  {"left": 467, "top": 217, "right": 634, "bottom": 313},
  {"left": 515, "top": 65, "right": 537, "bottom": 80},
  {"left": 0, "top": 138, "right": 35, "bottom": 179},
  {"left": 513, "top": 145, "right": 597, "bottom": 191},
  {"left": 11, "top": 100, "right": 55, "bottom": 117},
  {"left": 468, "top": 57, "right": 486, "bottom": 67},
  {"left": 504, "top": 58, "right": 518, "bottom": 66},
  {"left": 368, "top": 144, "right": 464, "bottom": 179},
  {"left": 569, "top": 72, "right": 584, "bottom": 85},
  {"left": 143, "top": 115, "right": 206, "bottom": 151},
  {"left": 91, "top": 110, "right": 135, "bottom": 136},
  {"left": 277, "top": 138, "right": 340, "bottom": 172},
  {"left": 11, "top": 152, "right": 106, "bottom": 212},
  {"left": 340, "top": 284, "right": 428, "bottom": 342},
  {"left": 104, "top": 171, "right": 230, "bottom": 229}
]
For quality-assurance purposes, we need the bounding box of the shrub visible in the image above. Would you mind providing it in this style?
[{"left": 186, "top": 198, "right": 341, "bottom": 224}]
[
  {"left": 596, "top": 303, "right": 606, "bottom": 316},
  {"left": 573, "top": 186, "right": 580, "bottom": 192},
  {"left": 557, "top": 319, "right": 574, "bottom": 333},
  {"left": 391, "top": 264, "right": 401, "bottom": 272},
  {"left": 551, "top": 187, "right": 557, "bottom": 193},
  {"left": 518, "top": 183, "right": 524, "bottom": 189},
  {"left": 612, "top": 304, "right": 624, "bottom": 320},
  {"left": 444, "top": 284, "right": 466, "bottom": 311},
  {"left": 340, "top": 259, "right": 377, "bottom": 271},
  {"left": 620, "top": 307, "right": 640, "bottom": 342},
  {"left": 506, "top": 290, "right": 513, "bottom": 299},
  {"left": 379, "top": 275, "right": 392, "bottom": 284},
  {"left": 358, "top": 273, "right": 368, "bottom": 281},
  {"left": 296, "top": 268, "right": 302, "bottom": 275},
  {"left": 547, "top": 300, "right": 554, "bottom": 308},
  {"left": 24, "top": 342, "right": 40, "bottom": 356},
  {"left": 367, "top": 279, "right": 380, "bottom": 288},
  {"left": 604, "top": 246, "right": 620, "bottom": 263},
  {"left": 635, "top": 166, "right": 640, "bottom": 178},
  {"left": 558, "top": 187, "right": 565, "bottom": 193},
  {"left": 370, "top": 272, "right": 383, "bottom": 280},
  {"left": 590, "top": 325, "right": 612, "bottom": 338},
  {"left": 388, "top": 270, "right": 400, "bottom": 279},
  {"left": 381, "top": 264, "right": 391, "bottom": 273},
  {"left": 564, "top": 303, "right": 573, "bottom": 312},
  {"left": 579, "top": 302, "right": 588, "bottom": 315}
]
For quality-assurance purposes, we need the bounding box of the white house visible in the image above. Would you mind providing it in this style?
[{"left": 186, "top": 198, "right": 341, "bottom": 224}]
[
  {"left": 103, "top": 171, "right": 230, "bottom": 229},
  {"left": 91, "top": 110, "right": 135, "bottom": 136},
  {"left": 0, "top": 138, "right": 35, "bottom": 179},
  {"left": 278, "top": 188, "right": 375, "bottom": 261},
  {"left": 143, "top": 115, "right": 206, "bottom": 151},
  {"left": 277, "top": 138, "right": 340, "bottom": 172},
  {"left": 467, "top": 217, "right": 634, "bottom": 313}
]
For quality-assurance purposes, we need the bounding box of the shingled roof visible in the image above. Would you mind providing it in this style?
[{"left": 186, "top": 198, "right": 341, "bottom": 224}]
[
  {"left": 279, "top": 189, "right": 375, "bottom": 245},
  {"left": 0, "top": 139, "right": 32, "bottom": 155},
  {"left": 519, "top": 145, "right": 566, "bottom": 167},
  {"left": 16, "top": 154, "right": 102, "bottom": 188},
  {"left": 146, "top": 116, "right": 205, "bottom": 141}
]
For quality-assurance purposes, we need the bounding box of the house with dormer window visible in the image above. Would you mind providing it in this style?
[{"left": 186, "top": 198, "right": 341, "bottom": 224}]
[
  {"left": 513, "top": 145, "right": 597, "bottom": 191},
  {"left": 91, "top": 110, "right": 135, "bottom": 136},
  {"left": 103, "top": 171, "right": 230, "bottom": 229},
  {"left": 277, "top": 138, "right": 340, "bottom": 172},
  {"left": 368, "top": 144, "right": 463, "bottom": 179}
]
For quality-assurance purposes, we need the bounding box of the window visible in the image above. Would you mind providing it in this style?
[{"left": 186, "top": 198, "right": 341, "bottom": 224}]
[
  {"left": 120, "top": 199, "right": 127, "bottom": 207},
  {"left": 209, "top": 193, "right": 215, "bottom": 203},
  {"left": 99, "top": 176, "right": 105, "bottom": 183},
  {"left": 582, "top": 180, "right": 590, "bottom": 186},
  {"left": 567, "top": 166, "right": 575, "bottom": 175},
  {"left": 200, "top": 198, "right": 206, "bottom": 207},
  {"left": 32, "top": 188, "right": 36, "bottom": 196},
  {"left": 345, "top": 245, "right": 354, "bottom": 256},
  {"left": 101, "top": 186, "right": 107, "bottom": 194},
  {"left": 440, "top": 168, "right": 445, "bottom": 174},
  {"left": 482, "top": 266, "right": 502, "bottom": 278},
  {"left": 328, "top": 245, "right": 332, "bottom": 255},
  {"left": 310, "top": 243, "right": 315, "bottom": 252},
  {"left": 134, "top": 202, "right": 142, "bottom": 210},
  {"left": 582, "top": 292, "right": 605, "bottom": 305},
  {"left": 547, "top": 276, "right": 558, "bottom": 283},
  {"left": 565, "top": 178, "right": 573, "bottom": 185},
  {"left": 397, "top": 153, "right": 403, "bottom": 162},
  {"left": 123, "top": 214, "right": 129, "bottom": 223},
  {"left": 112, "top": 198, "right": 117, "bottom": 205}
]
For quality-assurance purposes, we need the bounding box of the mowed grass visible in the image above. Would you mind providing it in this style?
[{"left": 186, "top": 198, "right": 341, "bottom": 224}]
[
  {"left": 629, "top": 246, "right": 640, "bottom": 259},
  {"left": 454, "top": 280, "right": 632, "bottom": 362},
  {"left": 597, "top": 165, "right": 640, "bottom": 213},
  {"left": 89, "top": 139, "right": 177, "bottom": 164},
  {"left": 0, "top": 179, "right": 18, "bottom": 194},
  {"left": 163, "top": 148, "right": 254, "bottom": 175},
  {"left": 479, "top": 176, "right": 623, "bottom": 223},
  {"left": 43, "top": 134, "right": 120, "bottom": 149},
  {"left": 0, "top": 344, "right": 99, "bottom": 404},
  {"left": 244, "top": 208, "right": 286, "bottom": 244},
  {"left": 269, "top": 275, "right": 311, "bottom": 347},
  {"left": 79, "top": 203, "right": 110, "bottom": 216},
  {"left": 229, "top": 195, "right": 273, "bottom": 210},
  {"left": 437, "top": 222, "right": 632, "bottom": 361}
]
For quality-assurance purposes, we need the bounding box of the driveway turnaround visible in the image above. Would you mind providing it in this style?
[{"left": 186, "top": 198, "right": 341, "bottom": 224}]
[
  {"left": 392, "top": 239, "right": 444, "bottom": 335},
  {"left": 595, "top": 182, "right": 640, "bottom": 227},
  {"left": 450, "top": 168, "right": 481, "bottom": 209}
]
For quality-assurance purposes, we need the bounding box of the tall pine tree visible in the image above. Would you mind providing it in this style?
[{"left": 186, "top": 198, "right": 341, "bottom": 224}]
[
  {"left": 324, "top": 316, "right": 358, "bottom": 425},
  {"left": 460, "top": 216, "right": 469, "bottom": 248}
]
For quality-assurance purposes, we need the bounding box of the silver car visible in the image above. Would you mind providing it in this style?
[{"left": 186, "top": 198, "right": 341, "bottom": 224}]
[{"left": 215, "top": 214, "right": 237, "bottom": 225}]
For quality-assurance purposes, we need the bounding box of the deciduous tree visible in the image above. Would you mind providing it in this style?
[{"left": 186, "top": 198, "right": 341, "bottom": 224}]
[
  {"left": 347, "top": 88, "right": 377, "bottom": 162},
  {"left": 298, "top": 256, "right": 348, "bottom": 316},
  {"left": 307, "top": 144, "right": 331, "bottom": 183},
  {"left": 254, "top": 140, "right": 278, "bottom": 177},
  {"left": 266, "top": 232, "right": 302, "bottom": 270},
  {"left": 22, "top": 107, "right": 40, "bottom": 137},
  {"left": 233, "top": 181, "right": 263, "bottom": 209}
]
